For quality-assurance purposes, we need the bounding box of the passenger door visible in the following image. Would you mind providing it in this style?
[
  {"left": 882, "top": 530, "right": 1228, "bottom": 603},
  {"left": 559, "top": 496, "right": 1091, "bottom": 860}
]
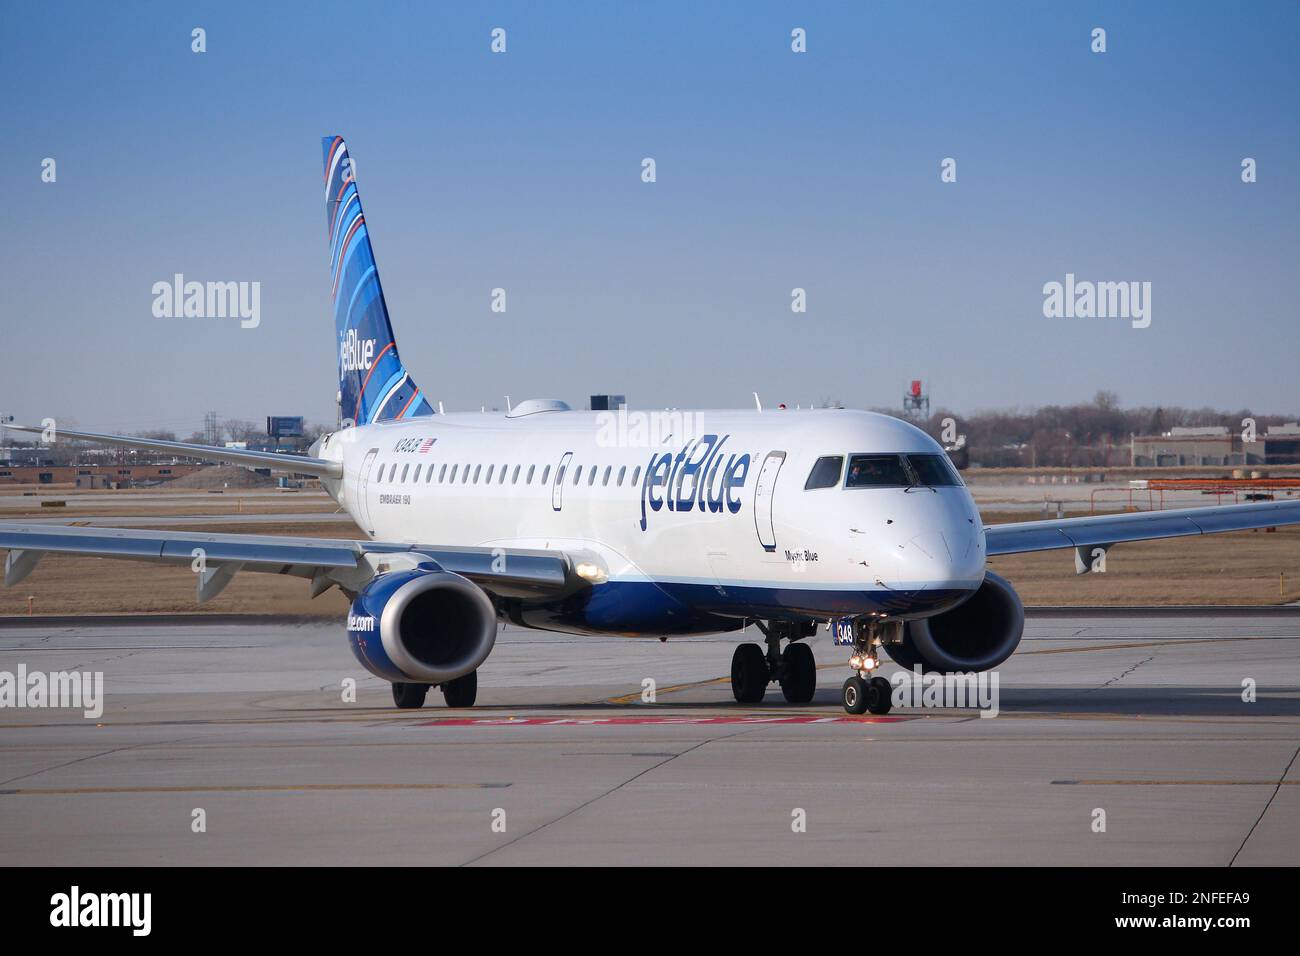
[
  {"left": 752, "top": 451, "right": 785, "bottom": 552},
  {"left": 552, "top": 451, "right": 573, "bottom": 511},
  {"left": 357, "top": 448, "right": 379, "bottom": 534}
]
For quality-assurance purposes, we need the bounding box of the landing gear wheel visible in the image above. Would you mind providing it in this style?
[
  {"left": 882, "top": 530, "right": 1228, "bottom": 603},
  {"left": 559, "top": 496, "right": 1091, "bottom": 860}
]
[
  {"left": 392, "top": 682, "right": 429, "bottom": 709},
  {"left": 779, "top": 642, "right": 817, "bottom": 704},
  {"left": 865, "top": 675, "right": 893, "bottom": 715},
  {"left": 441, "top": 670, "right": 478, "bottom": 708},
  {"left": 841, "top": 675, "right": 868, "bottom": 715},
  {"left": 731, "top": 643, "right": 769, "bottom": 704}
]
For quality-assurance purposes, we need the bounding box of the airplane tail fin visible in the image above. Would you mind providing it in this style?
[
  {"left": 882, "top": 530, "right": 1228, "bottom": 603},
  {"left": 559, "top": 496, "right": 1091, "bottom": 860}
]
[{"left": 323, "top": 136, "right": 432, "bottom": 426}]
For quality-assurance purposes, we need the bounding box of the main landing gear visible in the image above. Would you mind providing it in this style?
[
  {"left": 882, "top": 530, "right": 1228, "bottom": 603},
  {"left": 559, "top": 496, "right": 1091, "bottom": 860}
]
[
  {"left": 391, "top": 670, "right": 478, "bottom": 709},
  {"left": 730, "top": 621, "right": 818, "bottom": 705},
  {"left": 839, "top": 616, "right": 897, "bottom": 716}
]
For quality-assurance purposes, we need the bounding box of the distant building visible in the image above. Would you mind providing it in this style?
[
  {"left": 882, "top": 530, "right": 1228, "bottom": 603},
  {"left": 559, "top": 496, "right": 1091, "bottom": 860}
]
[
  {"left": 0, "top": 464, "right": 205, "bottom": 487},
  {"left": 1130, "top": 424, "right": 1300, "bottom": 467}
]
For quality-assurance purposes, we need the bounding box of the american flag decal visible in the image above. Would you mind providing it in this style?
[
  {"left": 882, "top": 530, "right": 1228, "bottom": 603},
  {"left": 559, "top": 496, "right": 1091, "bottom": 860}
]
[{"left": 419, "top": 438, "right": 436, "bottom": 453}]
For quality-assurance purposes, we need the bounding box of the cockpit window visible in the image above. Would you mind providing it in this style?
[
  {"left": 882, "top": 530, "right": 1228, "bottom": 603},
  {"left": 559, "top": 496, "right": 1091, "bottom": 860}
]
[
  {"left": 804, "top": 456, "right": 843, "bottom": 490},
  {"left": 844, "top": 454, "right": 911, "bottom": 488},
  {"left": 906, "top": 453, "right": 963, "bottom": 487}
]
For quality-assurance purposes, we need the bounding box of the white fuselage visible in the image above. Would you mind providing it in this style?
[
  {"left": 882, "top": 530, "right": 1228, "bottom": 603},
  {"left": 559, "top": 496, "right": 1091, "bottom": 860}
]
[{"left": 314, "top": 406, "right": 987, "bottom": 633}]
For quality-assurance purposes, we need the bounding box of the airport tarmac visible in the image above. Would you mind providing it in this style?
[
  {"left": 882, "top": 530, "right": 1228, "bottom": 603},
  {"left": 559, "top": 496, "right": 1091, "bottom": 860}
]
[{"left": 1, "top": 610, "right": 1296, "bottom": 866}]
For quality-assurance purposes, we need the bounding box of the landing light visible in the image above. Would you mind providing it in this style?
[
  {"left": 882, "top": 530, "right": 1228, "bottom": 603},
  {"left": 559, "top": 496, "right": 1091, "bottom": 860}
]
[{"left": 574, "top": 562, "right": 608, "bottom": 584}]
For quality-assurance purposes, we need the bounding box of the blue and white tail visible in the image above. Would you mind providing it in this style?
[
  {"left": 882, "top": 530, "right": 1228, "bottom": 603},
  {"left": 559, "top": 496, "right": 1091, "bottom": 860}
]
[{"left": 323, "top": 136, "right": 433, "bottom": 426}]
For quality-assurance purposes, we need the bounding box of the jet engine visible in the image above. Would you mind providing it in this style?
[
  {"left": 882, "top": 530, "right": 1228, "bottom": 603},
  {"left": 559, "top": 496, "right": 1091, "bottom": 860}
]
[
  {"left": 345, "top": 566, "right": 498, "bottom": 684},
  {"left": 886, "top": 570, "right": 1024, "bottom": 673}
]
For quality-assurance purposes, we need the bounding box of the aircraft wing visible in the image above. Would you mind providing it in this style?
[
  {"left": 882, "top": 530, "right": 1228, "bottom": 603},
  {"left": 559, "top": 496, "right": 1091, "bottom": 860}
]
[
  {"left": 0, "top": 522, "right": 577, "bottom": 603},
  {"left": 1, "top": 423, "right": 342, "bottom": 479},
  {"left": 985, "top": 500, "right": 1300, "bottom": 562}
]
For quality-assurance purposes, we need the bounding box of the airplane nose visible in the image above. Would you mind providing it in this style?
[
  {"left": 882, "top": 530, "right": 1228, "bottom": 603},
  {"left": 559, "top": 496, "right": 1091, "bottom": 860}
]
[{"left": 894, "top": 529, "right": 984, "bottom": 591}]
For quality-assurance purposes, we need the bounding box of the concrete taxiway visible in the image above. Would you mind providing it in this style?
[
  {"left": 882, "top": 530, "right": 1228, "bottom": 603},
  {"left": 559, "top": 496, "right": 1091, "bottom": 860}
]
[{"left": 1, "top": 610, "right": 1296, "bottom": 866}]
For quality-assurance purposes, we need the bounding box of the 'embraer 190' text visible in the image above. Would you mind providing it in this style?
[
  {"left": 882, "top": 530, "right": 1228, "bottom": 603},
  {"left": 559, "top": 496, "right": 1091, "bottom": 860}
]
[{"left": 639, "top": 434, "right": 750, "bottom": 531}]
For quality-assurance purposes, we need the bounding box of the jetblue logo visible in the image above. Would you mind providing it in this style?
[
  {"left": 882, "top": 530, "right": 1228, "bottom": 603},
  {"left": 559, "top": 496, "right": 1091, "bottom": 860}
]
[
  {"left": 639, "top": 434, "right": 750, "bottom": 531},
  {"left": 347, "top": 613, "right": 375, "bottom": 632},
  {"left": 340, "top": 329, "right": 376, "bottom": 372}
]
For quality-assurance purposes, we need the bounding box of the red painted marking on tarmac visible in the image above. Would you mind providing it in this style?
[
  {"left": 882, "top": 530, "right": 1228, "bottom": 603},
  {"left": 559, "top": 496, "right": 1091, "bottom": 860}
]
[{"left": 414, "top": 715, "right": 911, "bottom": 727}]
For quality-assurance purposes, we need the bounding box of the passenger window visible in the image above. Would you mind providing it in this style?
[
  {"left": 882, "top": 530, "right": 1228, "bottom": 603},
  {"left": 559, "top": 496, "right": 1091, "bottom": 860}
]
[
  {"left": 844, "top": 454, "right": 911, "bottom": 488},
  {"left": 387, "top": 463, "right": 397, "bottom": 482},
  {"left": 427, "top": 465, "right": 435, "bottom": 483},
  {"left": 472, "top": 465, "right": 480, "bottom": 483},
  {"left": 804, "top": 456, "right": 843, "bottom": 490},
  {"left": 400, "top": 464, "right": 409, "bottom": 483},
  {"left": 602, "top": 466, "right": 611, "bottom": 486},
  {"left": 573, "top": 465, "right": 582, "bottom": 485},
  {"left": 589, "top": 467, "right": 597, "bottom": 486},
  {"left": 499, "top": 465, "right": 507, "bottom": 484},
  {"left": 412, "top": 464, "right": 421, "bottom": 482},
  {"left": 556, "top": 465, "right": 566, "bottom": 485},
  {"left": 449, "top": 465, "right": 458, "bottom": 482},
  {"left": 617, "top": 465, "right": 626, "bottom": 486},
  {"left": 632, "top": 466, "right": 641, "bottom": 485},
  {"left": 485, "top": 464, "right": 494, "bottom": 483},
  {"left": 439, "top": 464, "right": 447, "bottom": 482},
  {"left": 541, "top": 466, "right": 550, "bottom": 484}
]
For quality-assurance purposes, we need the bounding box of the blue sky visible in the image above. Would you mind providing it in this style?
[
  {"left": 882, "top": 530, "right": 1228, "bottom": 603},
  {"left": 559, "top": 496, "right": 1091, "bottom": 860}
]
[{"left": 4, "top": 1, "right": 1298, "bottom": 433}]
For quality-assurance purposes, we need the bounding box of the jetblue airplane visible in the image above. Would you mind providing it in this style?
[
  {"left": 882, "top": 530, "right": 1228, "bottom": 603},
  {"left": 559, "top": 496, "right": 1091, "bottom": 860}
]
[{"left": 5, "top": 136, "right": 1299, "bottom": 715}]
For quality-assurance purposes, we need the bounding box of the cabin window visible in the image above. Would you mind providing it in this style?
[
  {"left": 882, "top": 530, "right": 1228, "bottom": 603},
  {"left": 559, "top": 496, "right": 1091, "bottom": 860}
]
[
  {"left": 472, "top": 465, "right": 480, "bottom": 483},
  {"left": 400, "top": 464, "right": 409, "bottom": 483},
  {"left": 412, "top": 465, "right": 421, "bottom": 482},
  {"left": 439, "top": 464, "right": 447, "bottom": 482},
  {"left": 844, "top": 454, "right": 911, "bottom": 488},
  {"left": 450, "top": 465, "right": 458, "bottom": 482},
  {"left": 485, "top": 465, "right": 494, "bottom": 483},
  {"left": 573, "top": 465, "right": 582, "bottom": 485},
  {"left": 387, "top": 463, "right": 397, "bottom": 482},
  {"left": 602, "top": 466, "right": 611, "bottom": 486},
  {"left": 617, "top": 465, "right": 626, "bottom": 486},
  {"left": 804, "top": 456, "right": 843, "bottom": 490},
  {"left": 589, "top": 467, "right": 597, "bottom": 486},
  {"left": 541, "top": 466, "right": 550, "bottom": 483},
  {"left": 499, "top": 465, "right": 507, "bottom": 484},
  {"left": 526, "top": 465, "right": 535, "bottom": 483},
  {"left": 556, "top": 465, "right": 566, "bottom": 485},
  {"left": 426, "top": 465, "right": 435, "bottom": 483}
]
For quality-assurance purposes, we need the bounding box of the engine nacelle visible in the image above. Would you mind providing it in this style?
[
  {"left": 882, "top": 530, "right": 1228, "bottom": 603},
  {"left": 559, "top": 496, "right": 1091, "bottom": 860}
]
[
  {"left": 346, "top": 566, "right": 497, "bottom": 684},
  {"left": 886, "top": 570, "right": 1024, "bottom": 673}
]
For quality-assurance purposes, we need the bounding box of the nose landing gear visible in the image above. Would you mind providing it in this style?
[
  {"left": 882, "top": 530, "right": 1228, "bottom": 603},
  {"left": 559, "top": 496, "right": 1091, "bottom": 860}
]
[{"left": 837, "top": 617, "right": 898, "bottom": 715}]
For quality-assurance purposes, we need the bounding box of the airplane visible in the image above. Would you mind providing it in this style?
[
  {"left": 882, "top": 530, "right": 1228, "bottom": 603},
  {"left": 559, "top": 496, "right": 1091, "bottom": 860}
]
[{"left": 4, "top": 135, "right": 1299, "bottom": 716}]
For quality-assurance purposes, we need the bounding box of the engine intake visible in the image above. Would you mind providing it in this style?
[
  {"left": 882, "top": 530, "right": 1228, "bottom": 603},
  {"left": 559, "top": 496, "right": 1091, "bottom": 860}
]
[
  {"left": 887, "top": 570, "right": 1024, "bottom": 673},
  {"left": 346, "top": 566, "right": 497, "bottom": 684}
]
